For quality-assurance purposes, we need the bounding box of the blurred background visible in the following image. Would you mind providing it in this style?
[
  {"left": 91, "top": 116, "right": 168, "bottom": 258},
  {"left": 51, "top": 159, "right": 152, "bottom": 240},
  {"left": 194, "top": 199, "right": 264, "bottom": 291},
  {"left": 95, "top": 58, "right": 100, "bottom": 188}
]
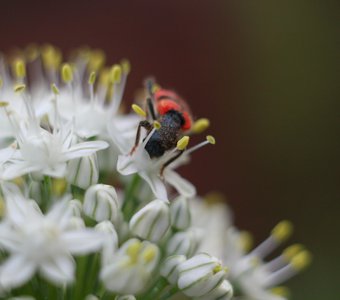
[{"left": 0, "top": 0, "right": 338, "bottom": 299}]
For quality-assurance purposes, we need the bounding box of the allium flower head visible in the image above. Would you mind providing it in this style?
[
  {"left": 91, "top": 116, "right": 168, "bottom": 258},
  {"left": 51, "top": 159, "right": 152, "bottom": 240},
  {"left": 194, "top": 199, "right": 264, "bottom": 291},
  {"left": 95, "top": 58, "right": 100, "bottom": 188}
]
[{"left": 0, "top": 45, "right": 310, "bottom": 300}]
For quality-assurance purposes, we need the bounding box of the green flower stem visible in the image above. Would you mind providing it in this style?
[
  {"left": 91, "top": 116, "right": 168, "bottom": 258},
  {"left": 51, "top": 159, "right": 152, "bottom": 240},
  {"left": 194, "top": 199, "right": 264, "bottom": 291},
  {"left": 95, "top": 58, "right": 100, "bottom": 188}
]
[
  {"left": 71, "top": 184, "right": 85, "bottom": 201},
  {"left": 84, "top": 253, "right": 100, "bottom": 296},
  {"left": 122, "top": 174, "right": 141, "bottom": 220},
  {"left": 159, "top": 286, "right": 180, "bottom": 300},
  {"left": 41, "top": 176, "right": 52, "bottom": 212},
  {"left": 141, "top": 277, "right": 168, "bottom": 300},
  {"left": 73, "top": 255, "right": 88, "bottom": 300}
]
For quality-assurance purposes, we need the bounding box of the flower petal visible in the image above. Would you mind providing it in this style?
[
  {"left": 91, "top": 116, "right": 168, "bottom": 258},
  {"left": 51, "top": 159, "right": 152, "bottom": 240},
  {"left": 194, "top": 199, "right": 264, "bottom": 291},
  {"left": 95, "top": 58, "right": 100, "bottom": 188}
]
[
  {"left": 140, "top": 171, "right": 169, "bottom": 203},
  {"left": 63, "top": 141, "right": 109, "bottom": 160},
  {"left": 40, "top": 254, "right": 75, "bottom": 284},
  {"left": 108, "top": 115, "right": 138, "bottom": 154},
  {"left": 61, "top": 229, "right": 104, "bottom": 255},
  {"left": 164, "top": 169, "right": 196, "bottom": 198},
  {"left": 117, "top": 155, "right": 138, "bottom": 176},
  {"left": 0, "top": 224, "right": 21, "bottom": 251},
  {"left": 1, "top": 161, "right": 41, "bottom": 180},
  {"left": 0, "top": 145, "right": 17, "bottom": 165},
  {"left": 47, "top": 199, "right": 72, "bottom": 229},
  {"left": 0, "top": 255, "right": 36, "bottom": 288},
  {"left": 2, "top": 187, "right": 41, "bottom": 227}
]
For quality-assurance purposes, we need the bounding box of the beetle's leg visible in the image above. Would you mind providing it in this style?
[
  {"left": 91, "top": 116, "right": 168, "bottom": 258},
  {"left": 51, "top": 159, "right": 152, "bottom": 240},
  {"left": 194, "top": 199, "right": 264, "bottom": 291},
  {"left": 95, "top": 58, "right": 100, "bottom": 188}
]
[
  {"left": 130, "top": 120, "right": 153, "bottom": 155},
  {"left": 160, "top": 150, "right": 184, "bottom": 176}
]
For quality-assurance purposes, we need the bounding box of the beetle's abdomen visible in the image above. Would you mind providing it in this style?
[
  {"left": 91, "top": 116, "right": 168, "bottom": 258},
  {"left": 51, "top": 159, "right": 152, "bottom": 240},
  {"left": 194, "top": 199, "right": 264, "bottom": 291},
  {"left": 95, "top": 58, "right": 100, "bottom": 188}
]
[
  {"left": 144, "top": 110, "right": 184, "bottom": 158},
  {"left": 144, "top": 131, "right": 166, "bottom": 158}
]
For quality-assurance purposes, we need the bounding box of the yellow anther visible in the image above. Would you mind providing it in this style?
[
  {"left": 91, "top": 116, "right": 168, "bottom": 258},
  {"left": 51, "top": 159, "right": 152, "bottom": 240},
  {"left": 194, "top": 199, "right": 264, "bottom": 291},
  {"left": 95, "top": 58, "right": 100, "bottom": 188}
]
[
  {"left": 291, "top": 250, "right": 312, "bottom": 271},
  {"left": 110, "top": 64, "right": 122, "bottom": 84},
  {"left": 99, "top": 68, "right": 110, "bottom": 86},
  {"left": 177, "top": 136, "right": 190, "bottom": 150},
  {"left": 142, "top": 246, "right": 157, "bottom": 263},
  {"left": 14, "top": 59, "right": 26, "bottom": 79},
  {"left": 132, "top": 104, "right": 146, "bottom": 118},
  {"left": 121, "top": 59, "right": 131, "bottom": 74},
  {"left": 239, "top": 231, "right": 253, "bottom": 252},
  {"left": 88, "top": 49, "right": 105, "bottom": 72},
  {"left": 52, "top": 178, "right": 68, "bottom": 196},
  {"left": 151, "top": 83, "right": 161, "bottom": 94},
  {"left": 271, "top": 286, "right": 290, "bottom": 298},
  {"left": 192, "top": 118, "right": 210, "bottom": 134},
  {"left": 0, "top": 101, "right": 9, "bottom": 107},
  {"left": 153, "top": 120, "right": 161, "bottom": 129},
  {"left": 41, "top": 44, "right": 62, "bottom": 70},
  {"left": 283, "top": 244, "right": 304, "bottom": 260},
  {"left": 12, "top": 177, "right": 25, "bottom": 187},
  {"left": 213, "top": 264, "right": 223, "bottom": 274},
  {"left": 206, "top": 135, "right": 216, "bottom": 145},
  {"left": 61, "top": 64, "right": 73, "bottom": 83},
  {"left": 88, "top": 71, "right": 96, "bottom": 85},
  {"left": 0, "top": 77, "right": 3, "bottom": 89},
  {"left": 271, "top": 220, "right": 293, "bottom": 242},
  {"left": 25, "top": 44, "right": 39, "bottom": 62},
  {"left": 126, "top": 241, "right": 142, "bottom": 263},
  {"left": 14, "top": 84, "right": 26, "bottom": 93},
  {"left": 204, "top": 192, "right": 226, "bottom": 205},
  {"left": 51, "top": 83, "right": 60, "bottom": 95}
]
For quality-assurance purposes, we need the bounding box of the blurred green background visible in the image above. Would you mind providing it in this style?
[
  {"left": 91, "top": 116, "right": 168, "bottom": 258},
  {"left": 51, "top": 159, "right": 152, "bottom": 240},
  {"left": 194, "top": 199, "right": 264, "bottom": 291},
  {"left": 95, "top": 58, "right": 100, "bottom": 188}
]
[{"left": 0, "top": 0, "right": 339, "bottom": 299}]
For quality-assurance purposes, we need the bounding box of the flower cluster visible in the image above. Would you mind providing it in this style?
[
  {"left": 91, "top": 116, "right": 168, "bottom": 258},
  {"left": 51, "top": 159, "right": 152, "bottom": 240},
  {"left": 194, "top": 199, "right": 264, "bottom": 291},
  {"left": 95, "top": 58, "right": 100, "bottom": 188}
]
[{"left": 0, "top": 45, "right": 310, "bottom": 300}]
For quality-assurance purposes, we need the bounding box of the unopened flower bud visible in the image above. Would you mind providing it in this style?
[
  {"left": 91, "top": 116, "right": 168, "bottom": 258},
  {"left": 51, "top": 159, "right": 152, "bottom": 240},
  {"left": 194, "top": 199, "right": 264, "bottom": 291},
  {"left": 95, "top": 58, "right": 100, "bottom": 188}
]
[
  {"left": 160, "top": 255, "right": 187, "bottom": 284},
  {"left": 129, "top": 200, "right": 170, "bottom": 242},
  {"left": 66, "top": 154, "right": 99, "bottom": 189},
  {"left": 177, "top": 253, "right": 227, "bottom": 297},
  {"left": 166, "top": 228, "right": 202, "bottom": 257},
  {"left": 83, "top": 184, "right": 119, "bottom": 222},
  {"left": 170, "top": 196, "right": 191, "bottom": 230},
  {"left": 194, "top": 279, "right": 233, "bottom": 300}
]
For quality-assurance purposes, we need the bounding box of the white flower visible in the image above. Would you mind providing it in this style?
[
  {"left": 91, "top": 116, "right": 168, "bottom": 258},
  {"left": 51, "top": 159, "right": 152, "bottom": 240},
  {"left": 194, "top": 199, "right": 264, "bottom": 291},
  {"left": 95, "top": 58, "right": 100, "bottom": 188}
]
[
  {"left": 83, "top": 184, "right": 119, "bottom": 222},
  {"left": 129, "top": 199, "right": 170, "bottom": 242},
  {"left": 177, "top": 253, "right": 228, "bottom": 297},
  {"left": 0, "top": 119, "right": 108, "bottom": 180},
  {"left": 100, "top": 238, "right": 159, "bottom": 295},
  {"left": 0, "top": 185, "right": 104, "bottom": 288},
  {"left": 116, "top": 128, "right": 196, "bottom": 202},
  {"left": 170, "top": 195, "right": 191, "bottom": 230}
]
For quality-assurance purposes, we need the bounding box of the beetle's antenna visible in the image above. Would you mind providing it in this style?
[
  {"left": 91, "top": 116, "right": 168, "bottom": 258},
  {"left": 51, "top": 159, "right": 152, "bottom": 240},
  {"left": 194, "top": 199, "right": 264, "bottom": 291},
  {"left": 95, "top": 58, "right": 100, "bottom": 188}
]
[
  {"left": 147, "top": 97, "right": 157, "bottom": 120},
  {"left": 144, "top": 77, "right": 155, "bottom": 96}
]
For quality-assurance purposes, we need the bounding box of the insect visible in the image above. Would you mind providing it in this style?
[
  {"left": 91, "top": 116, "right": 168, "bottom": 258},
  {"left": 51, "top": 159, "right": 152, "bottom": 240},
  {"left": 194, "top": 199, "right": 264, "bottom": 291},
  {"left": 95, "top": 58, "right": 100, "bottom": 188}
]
[{"left": 130, "top": 80, "right": 193, "bottom": 172}]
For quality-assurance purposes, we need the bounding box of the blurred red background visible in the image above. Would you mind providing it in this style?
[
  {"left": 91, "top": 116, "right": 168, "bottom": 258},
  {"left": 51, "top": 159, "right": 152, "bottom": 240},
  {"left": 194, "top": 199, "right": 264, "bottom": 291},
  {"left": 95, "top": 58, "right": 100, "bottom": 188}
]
[{"left": 1, "top": 0, "right": 339, "bottom": 299}]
